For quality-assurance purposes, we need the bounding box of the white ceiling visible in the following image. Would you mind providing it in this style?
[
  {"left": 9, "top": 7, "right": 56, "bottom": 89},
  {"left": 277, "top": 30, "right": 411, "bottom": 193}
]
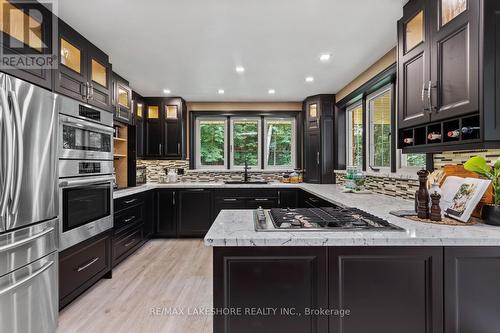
[{"left": 58, "top": 0, "right": 404, "bottom": 101}]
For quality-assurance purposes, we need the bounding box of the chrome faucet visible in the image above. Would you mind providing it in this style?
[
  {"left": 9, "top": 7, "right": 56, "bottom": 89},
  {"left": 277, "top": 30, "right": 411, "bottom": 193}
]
[{"left": 244, "top": 159, "right": 250, "bottom": 182}]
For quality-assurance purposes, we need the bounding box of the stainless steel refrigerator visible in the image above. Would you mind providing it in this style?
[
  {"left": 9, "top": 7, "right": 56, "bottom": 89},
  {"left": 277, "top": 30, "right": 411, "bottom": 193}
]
[{"left": 0, "top": 73, "right": 59, "bottom": 333}]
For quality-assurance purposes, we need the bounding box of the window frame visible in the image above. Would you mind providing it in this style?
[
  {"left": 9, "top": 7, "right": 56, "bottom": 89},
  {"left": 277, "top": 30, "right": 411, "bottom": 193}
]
[
  {"left": 346, "top": 101, "right": 364, "bottom": 168},
  {"left": 229, "top": 117, "right": 262, "bottom": 170},
  {"left": 263, "top": 117, "right": 297, "bottom": 170},
  {"left": 195, "top": 117, "right": 228, "bottom": 170},
  {"left": 366, "top": 85, "right": 393, "bottom": 172}
]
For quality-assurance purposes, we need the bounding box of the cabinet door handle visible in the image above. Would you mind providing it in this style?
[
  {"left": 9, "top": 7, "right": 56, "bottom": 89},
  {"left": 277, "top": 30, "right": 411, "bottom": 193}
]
[
  {"left": 255, "top": 198, "right": 269, "bottom": 201},
  {"left": 223, "top": 198, "right": 237, "bottom": 202},
  {"left": 124, "top": 239, "right": 136, "bottom": 248},
  {"left": 277, "top": 191, "right": 281, "bottom": 206},
  {"left": 177, "top": 143, "right": 180, "bottom": 155},
  {"left": 421, "top": 82, "right": 426, "bottom": 105},
  {"left": 317, "top": 152, "right": 320, "bottom": 165},
  {"left": 123, "top": 198, "right": 137, "bottom": 204},
  {"left": 172, "top": 191, "right": 176, "bottom": 205},
  {"left": 123, "top": 216, "right": 136, "bottom": 223},
  {"left": 159, "top": 144, "right": 162, "bottom": 155},
  {"left": 77, "top": 257, "right": 99, "bottom": 272},
  {"left": 427, "top": 80, "right": 435, "bottom": 112},
  {"left": 89, "top": 83, "right": 94, "bottom": 100}
]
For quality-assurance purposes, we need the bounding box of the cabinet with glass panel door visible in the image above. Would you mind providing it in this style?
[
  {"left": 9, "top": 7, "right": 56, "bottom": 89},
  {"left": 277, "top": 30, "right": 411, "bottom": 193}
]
[
  {"left": 55, "top": 19, "right": 111, "bottom": 110},
  {"left": 111, "top": 71, "right": 132, "bottom": 123},
  {"left": 133, "top": 91, "right": 145, "bottom": 158},
  {"left": 395, "top": 0, "right": 500, "bottom": 153},
  {"left": 143, "top": 97, "right": 186, "bottom": 159},
  {"left": 0, "top": 0, "right": 54, "bottom": 89}
]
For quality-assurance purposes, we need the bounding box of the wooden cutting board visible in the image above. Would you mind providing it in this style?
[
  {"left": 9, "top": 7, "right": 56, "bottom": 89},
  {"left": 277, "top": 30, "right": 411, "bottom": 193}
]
[{"left": 440, "top": 165, "right": 493, "bottom": 218}]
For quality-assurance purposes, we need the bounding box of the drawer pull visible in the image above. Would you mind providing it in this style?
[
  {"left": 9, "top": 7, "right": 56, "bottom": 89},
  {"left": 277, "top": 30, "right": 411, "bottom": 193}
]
[
  {"left": 124, "top": 239, "right": 136, "bottom": 247},
  {"left": 77, "top": 257, "right": 100, "bottom": 272},
  {"left": 123, "top": 216, "right": 136, "bottom": 223},
  {"left": 223, "top": 198, "right": 237, "bottom": 202},
  {"left": 255, "top": 198, "right": 269, "bottom": 201},
  {"left": 123, "top": 198, "right": 137, "bottom": 204}
]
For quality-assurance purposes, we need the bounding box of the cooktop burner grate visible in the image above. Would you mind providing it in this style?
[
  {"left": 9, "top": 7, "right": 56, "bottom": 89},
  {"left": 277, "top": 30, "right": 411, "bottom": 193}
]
[{"left": 261, "top": 207, "right": 403, "bottom": 231}]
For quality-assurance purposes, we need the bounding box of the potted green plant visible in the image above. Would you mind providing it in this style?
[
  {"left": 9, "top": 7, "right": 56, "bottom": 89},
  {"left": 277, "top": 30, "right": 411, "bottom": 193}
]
[{"left": 464, "top": 156, "right": 500, "bottom": 226}]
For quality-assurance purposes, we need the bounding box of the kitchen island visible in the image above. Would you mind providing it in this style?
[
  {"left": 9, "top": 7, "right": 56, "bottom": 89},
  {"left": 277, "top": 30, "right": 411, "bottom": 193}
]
[{"left": 204, "top": 185, "right": 500, "bottom": 333}]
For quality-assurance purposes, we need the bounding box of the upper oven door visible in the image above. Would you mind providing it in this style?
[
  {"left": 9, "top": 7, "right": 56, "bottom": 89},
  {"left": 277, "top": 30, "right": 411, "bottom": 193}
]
[
  {"left": 59, "top": 114, "right": 114, "bottom": 160},
  {"left": 59, "top": 176, "right": 113, "bottom": 235}
]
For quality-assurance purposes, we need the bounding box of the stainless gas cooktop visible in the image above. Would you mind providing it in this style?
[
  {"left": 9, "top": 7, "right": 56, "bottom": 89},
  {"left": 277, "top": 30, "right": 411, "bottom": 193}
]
[{"left": 254, "top": 207, "right": 404, "bottom": 232}]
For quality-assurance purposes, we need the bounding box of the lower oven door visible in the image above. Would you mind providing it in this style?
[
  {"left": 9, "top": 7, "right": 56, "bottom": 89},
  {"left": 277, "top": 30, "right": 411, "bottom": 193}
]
[
  {"left": 0, "top": 251, "right": 58, "bottom": 333},
  {"left": 59, "top": 176, "right": 114, "bottom": 250}
]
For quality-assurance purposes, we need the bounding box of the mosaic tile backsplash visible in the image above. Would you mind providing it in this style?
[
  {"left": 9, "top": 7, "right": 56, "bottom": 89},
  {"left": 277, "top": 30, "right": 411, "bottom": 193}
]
[
  {"left": 138, "top": 149, "right": 500, "bottom": 201},
  {"left": 433, "top": 149, "right": 500, "bottom": 169},
  {"left": 335, "top": 173, "right": 418, "bottom": 200},
  {"left": 137, "top": 160, "right": 285, "bottom": 183}
]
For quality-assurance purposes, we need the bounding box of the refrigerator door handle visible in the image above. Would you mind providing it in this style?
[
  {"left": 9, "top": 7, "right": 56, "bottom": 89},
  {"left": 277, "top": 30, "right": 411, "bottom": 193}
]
[
  {"left": 0, "top": 260, "right": 54, "bottom": 296},
  {"left": 0, "top": 226, "right": 54, "bottom": 252},
  {"left": 9, "top": 90, "right": 23, "bottom": 214},
  {"left": 0, "top": 89, "right": 14, "bottom": 219}
]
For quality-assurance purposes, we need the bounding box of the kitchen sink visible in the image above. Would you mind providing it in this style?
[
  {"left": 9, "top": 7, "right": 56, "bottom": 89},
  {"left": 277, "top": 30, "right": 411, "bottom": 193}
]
[{"left": 224, "top": 180, "right": 269, "bottom": 185}]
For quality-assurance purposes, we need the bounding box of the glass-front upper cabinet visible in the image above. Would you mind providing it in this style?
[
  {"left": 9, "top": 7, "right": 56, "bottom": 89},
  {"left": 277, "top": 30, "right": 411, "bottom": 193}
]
[
  {"left": 441, "top": 0, "right": 466, "bottom": 26},
  {"left": 60, "top": 38, "right": 82, "bottom": 74},
  {"left": 165, "top": 105, "right": 178, "bottom": 119},
  {"left": 0, "top": 0, "right": 54, "bottom": 88},
  {"left": 91, "top": 59, "right": 107, "bottom": 87},
  {"left": 112, "top": 71, "right": 132, "bottom": 123},
  {"left": 405, "top": 11, "right": 424, "bottom": 52}
]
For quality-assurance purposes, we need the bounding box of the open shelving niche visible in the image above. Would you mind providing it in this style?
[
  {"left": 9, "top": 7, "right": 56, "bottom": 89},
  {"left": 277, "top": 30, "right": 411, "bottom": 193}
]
[{"left": 113, "top": 124, "right": 128, "bottom": 189}]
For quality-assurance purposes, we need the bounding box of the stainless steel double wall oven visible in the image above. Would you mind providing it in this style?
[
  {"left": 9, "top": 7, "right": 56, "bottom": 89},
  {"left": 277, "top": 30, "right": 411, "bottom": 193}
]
[{"left": 58, "top": 96, "right": 114, "bottom": 251}]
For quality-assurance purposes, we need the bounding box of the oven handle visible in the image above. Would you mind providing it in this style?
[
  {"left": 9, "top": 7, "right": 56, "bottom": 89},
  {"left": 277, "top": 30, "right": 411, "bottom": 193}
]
[
  {"left": 60, "top": 115, "right": 115, "bottom": 135},
  {"left": 59, "top": 176, "right": 115, "bottom": 188}
]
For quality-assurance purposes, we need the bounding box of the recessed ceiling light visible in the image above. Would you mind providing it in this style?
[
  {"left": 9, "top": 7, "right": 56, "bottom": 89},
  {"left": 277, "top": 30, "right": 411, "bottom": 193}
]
[
  {"left": 268, "top": 89, "right": 276, "bottom": 95},
  {"left": 218, "top": 89, "right": 225, "bottom": 94},
  {"left": 305, "top": 76, "right": 314, "bottom": 83},
  {"left": 235, "top": 66, "right": 245, "bottom": 73},
  {"left": 320, "top": 53, "right": 332, "bottom": 62},
  {"left": 163, "top": 89, "right": 171, "bottom": 94}
]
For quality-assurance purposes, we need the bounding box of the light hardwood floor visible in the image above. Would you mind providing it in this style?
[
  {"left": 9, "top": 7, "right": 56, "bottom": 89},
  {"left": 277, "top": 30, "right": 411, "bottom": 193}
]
[{"left": 57, "top": 239, "right": 213, "bottom": 333}]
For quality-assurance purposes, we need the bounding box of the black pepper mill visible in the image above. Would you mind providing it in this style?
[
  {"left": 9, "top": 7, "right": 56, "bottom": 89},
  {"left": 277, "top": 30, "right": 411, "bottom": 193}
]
[
  {"left": 430, "top": 192, "right": 442, "bottom": 221},
  {"left": 417, "top": 169, "right": 430, "bottom": 219}
]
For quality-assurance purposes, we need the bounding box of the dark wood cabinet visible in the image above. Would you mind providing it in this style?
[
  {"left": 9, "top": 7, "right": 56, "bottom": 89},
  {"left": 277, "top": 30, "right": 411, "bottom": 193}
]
[
  {"left": 429, "top": 0, "right": 479, "bottom": 122},
  {"left": 398, "top": 0, "right": 500, "bottom": 153},
  {"left": 303, "top": 95, "right": 335, "bottom": 184},
  {"left": 277, "top": 189, "right": 298, "bottom": 208},
  {"left": 113, "top": 193, "right": 149, "bottom": 267},
  {"left": 177, "top": 189, "right": 213, "bottom": 237},
  {"left": 145, "top": 98, "right": 163, "bottom": 157},
  {"left": 329, "top": 247, "right": 443, "bottom": 333},
  {"left": 133, "top": 91, "right": 145, "bottom": 158},
  {"left": 112, "top": 72, "right": 132, "bottom": 123},
  {"left": 55, "top": 19, "right": 111, "bottom": 110},
  {"left": 0, "top": 1, "right": 54, "bottom": 89},
  {"left": 213, "top": 247, "right": 328, "bottom": 333},
  {"left": 59, "top": 231, "right": 112, "bottom": 309},
  {"left": 144, "top": 97, "right": 186, "bottom": 159},
  {"left": 156, "top": 190, "right": 177, "bottom": 237},
  {"left": 444, "top": 247, "right": 500, "bottom": 333},
  {"left": 397, "top": 0, "right": 431, "bottom": 129}
]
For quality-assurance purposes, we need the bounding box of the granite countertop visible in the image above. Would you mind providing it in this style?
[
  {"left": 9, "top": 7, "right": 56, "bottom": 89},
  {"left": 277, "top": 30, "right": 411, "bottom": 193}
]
[
  {"left": 114, "top": 182, "right": 500, "bottom": 247},
  {"left": 204, "top": 184, "right": 500, "bottom": 247},
  {"left": 113, "top": 182, "right": 300, "bottom": 199}
]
